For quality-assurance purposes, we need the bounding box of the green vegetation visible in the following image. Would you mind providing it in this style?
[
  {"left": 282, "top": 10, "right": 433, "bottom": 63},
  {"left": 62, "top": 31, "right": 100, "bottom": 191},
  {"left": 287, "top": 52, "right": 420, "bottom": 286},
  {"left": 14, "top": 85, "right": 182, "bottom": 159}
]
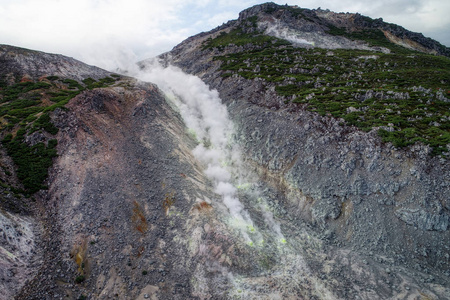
[
  {"left": 2, "top": 131, "right": 57, "bottom": 195},
  {"left": 0, "top": 74, "right": 121, "bottom": 195},
  {"left": 82, "top": 76, "right": 117, "bottom": 89},
  {"left": 204, "top": 25, "right": 450, "bottom": 156},
  {"left": 30, "top": 113, "right": 59, "bottom": 135},
  {"left": 1, "top": 81, "right": 51, "bottom": 103},
  {"left": 62, "top": 78, "right": 83, "bottom": 90},
  {"left": 75, "top": 275, "right": 85, "bottom": 284}
]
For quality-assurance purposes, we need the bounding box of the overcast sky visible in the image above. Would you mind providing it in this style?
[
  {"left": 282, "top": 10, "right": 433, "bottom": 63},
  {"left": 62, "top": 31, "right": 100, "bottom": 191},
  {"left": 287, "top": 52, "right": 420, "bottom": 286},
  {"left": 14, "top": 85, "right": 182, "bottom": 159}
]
[{"left": 0, "top": 0, "right": 449, "bottom": 70}]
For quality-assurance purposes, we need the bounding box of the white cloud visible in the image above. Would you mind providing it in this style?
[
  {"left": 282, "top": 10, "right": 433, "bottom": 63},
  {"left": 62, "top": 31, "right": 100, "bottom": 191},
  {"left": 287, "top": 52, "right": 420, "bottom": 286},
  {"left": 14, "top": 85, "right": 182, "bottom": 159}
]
[
  {"left": 205, "top": 11, "right": 238, "bottom": 28},
  {"left": 0, "top": 0, "right": 196, "bottom": 68}
]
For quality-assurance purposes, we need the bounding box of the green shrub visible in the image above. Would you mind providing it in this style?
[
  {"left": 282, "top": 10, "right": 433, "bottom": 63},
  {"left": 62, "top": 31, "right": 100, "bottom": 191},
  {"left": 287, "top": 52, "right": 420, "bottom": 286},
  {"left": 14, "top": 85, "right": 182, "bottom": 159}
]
[
  {"left": 75, "top": 275, "right": 85, "bottom": 284},
  {"left": 2, "top": 132, "right": 57, "bottom": 195},
  {"left": 62, "top": 79, "right": 83, "bottom": 90},
  {"left": 30, "top": 113, "right": 59, "bottom": 135},
  {"left": 82, "top": 76, "right": 118, "bottom": 89}
]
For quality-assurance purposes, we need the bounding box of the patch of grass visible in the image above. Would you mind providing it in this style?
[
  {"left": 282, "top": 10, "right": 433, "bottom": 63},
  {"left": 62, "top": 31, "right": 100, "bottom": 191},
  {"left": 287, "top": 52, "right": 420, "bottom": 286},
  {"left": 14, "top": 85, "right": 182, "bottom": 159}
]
[
  {"left": 62, "top": 79, "right": 83, "bottom": 90},
  {"left": 46, "top": 75, "right": 59, "bottom": 81},
  {"left": 1, "top": 81, "right": 50, "bottom": 103},
  {"left": 327, "top": 24, "right": 347, "bottom": 36}
]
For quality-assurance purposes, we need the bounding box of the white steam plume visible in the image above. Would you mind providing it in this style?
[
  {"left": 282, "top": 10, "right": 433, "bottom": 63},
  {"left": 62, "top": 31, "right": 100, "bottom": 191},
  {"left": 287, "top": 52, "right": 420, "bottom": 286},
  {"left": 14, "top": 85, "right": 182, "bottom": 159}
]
[
  {"left": 129, "top": 58, "right": 256, "bottom": 241},
  {"left": 264, "top": 22, "right": 314, "bottom": 46},
  {"left": 124, "top": 58, "right": 285, "bottom": 245}
]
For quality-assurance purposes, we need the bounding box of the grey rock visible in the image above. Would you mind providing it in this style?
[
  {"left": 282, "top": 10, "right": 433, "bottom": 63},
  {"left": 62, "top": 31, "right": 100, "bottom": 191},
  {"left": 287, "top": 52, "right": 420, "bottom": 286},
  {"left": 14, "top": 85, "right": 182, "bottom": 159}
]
[{"left": 395, "top": 208, "right": 449, "bottom": 231}]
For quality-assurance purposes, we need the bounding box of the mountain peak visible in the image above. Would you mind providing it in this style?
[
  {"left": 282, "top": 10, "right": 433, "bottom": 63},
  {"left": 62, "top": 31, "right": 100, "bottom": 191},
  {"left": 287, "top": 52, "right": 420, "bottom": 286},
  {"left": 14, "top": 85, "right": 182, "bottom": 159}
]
[{"left": 234, "top": 2, "right": 449, "bottom": 56}]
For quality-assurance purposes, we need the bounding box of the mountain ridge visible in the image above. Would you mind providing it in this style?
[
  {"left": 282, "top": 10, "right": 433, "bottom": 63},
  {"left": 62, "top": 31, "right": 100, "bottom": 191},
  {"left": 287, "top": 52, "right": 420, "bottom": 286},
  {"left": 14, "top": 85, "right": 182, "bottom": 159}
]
[
  {"left": 234, "top": 2, "right": 450, "bottom": 55},
  {"left": 0, "top": 44, "right": 112, "bottom": 81}
]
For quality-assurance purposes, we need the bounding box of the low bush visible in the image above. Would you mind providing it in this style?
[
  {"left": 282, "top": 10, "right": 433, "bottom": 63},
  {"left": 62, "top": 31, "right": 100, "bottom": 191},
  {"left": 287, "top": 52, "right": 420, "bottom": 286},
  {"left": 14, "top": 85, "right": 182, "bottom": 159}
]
[{"left": 75, "top": 275, "right": 85, "bottom": 284}]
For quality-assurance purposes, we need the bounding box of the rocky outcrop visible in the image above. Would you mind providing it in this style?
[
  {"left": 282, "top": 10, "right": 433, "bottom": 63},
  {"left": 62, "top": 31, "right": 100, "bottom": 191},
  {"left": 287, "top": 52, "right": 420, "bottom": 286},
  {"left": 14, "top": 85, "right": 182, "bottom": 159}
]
[
  {"left": 0, "top": 44, "right": 111, "bottom": 81},
  {"left": 395, "top": 208, "right": 450, "bottom": 232}
]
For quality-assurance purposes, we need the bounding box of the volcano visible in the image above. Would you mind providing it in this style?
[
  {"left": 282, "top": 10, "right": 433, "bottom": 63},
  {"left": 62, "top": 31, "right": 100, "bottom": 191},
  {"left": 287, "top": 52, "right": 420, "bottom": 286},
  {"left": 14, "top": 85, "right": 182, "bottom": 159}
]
[{"left": 1, "top": 3, "right": 449, "bottom": 299}]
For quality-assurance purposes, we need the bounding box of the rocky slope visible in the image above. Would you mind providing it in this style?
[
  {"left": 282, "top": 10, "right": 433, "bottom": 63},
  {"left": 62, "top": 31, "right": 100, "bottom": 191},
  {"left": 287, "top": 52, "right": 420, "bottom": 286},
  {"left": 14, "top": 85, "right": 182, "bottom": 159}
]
[
  {"left": 0, "top": 45, "right": 111, "bottom": 81},
  {"left": 150, "top": 1, "right": 450, "bottom": 298},
  {"left": 14, "top": 79, "right": 214, "bottom": 300},
  {"left": 0, "top": 44, "right": 118, "bottom": 299}
]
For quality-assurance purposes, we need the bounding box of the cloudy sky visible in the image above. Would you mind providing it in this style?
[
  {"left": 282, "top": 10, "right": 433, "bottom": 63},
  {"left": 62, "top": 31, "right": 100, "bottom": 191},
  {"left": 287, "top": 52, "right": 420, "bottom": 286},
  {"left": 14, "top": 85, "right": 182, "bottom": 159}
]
[{"left": 0, "top": 0, "right": 449, "bottom": 70}]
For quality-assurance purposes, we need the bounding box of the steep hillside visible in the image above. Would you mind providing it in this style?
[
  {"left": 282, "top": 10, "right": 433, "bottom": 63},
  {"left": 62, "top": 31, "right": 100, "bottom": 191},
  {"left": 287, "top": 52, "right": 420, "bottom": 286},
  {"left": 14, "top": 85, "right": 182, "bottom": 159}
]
[
  {"left": 146, "top": 1, "right": 450, "bottom": 298},
  {"left": 0, "top": 45, "right": 216, "bottom": 299},
  {"left": 0, "top": 45, "right": 127, "bottom": 298}
]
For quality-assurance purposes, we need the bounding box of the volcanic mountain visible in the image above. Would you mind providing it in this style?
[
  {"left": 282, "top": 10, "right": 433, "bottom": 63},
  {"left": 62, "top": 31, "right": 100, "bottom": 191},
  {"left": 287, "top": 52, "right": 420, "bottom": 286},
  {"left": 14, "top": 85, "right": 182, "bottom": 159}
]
[{"left": 1, "top": 2, "right": 449, "bottom": 299}]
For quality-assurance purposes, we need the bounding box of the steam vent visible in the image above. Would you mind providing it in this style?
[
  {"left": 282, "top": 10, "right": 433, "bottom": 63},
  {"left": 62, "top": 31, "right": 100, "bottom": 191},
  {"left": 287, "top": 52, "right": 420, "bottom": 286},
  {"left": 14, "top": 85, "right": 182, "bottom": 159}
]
[{"left": 1, "top": 2, "right": 449, "bottom": 299}]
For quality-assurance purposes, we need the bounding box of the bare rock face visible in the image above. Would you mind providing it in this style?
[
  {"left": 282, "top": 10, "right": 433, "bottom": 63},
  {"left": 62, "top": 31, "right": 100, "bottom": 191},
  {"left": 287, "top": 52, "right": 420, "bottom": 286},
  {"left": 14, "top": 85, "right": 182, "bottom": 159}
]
[
  {"left": 226, "top": 92, "right": 450, "bottom": 264},
  {"left": 0, "top": 211, "right": 37, "bottom": 300}
]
